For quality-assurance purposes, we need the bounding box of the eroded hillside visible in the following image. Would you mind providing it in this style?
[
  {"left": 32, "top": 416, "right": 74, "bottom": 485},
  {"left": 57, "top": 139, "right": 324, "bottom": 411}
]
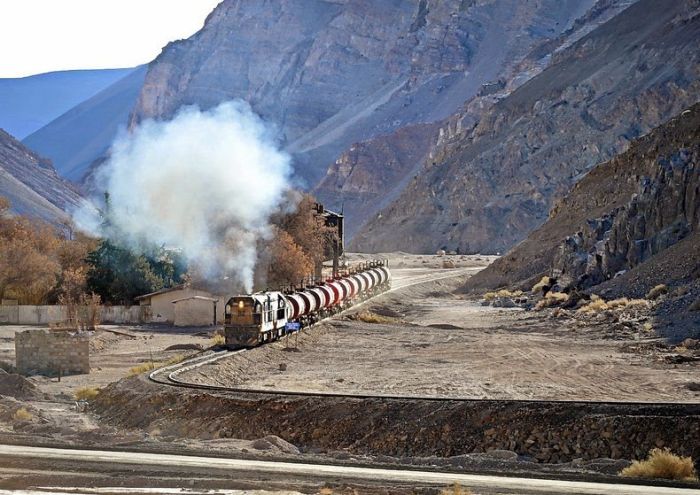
[
  {"left": 353, "top": 0, "right": 700, "bottom": 254},
  {"left": 130, "top": 0, "right": 599, "bottom": 184},
  {"left": 0, "top": 129, "right": 83, "bottom": 224}
]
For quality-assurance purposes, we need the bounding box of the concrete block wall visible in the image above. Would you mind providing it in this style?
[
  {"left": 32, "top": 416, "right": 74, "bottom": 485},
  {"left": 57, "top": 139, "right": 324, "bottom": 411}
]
[
  {"left": 15, "top": 329, "right": 90, "bottom": 375},
  {"left": 100, "top": 305, "right": 145, "bottom": 324},
  {"left": 0, "top": 305, "right": 147, "bottom": 325},
  {"left": 18, "top": 306, "right": 68, "bottom": 325},
  {"left": 0, "top": 306, "right": 18, "bottom": 324}
]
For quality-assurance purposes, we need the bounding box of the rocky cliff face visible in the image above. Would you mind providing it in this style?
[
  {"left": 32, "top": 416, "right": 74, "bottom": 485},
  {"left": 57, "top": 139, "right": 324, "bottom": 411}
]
[
  {"left": 552, "top": 124, "right": 699, "bottom": 290},
  {"left": 0, "top": 129, "right": 83, "bottom": 224},
  {"left": 130, "top": 0, "right": 598, "bottom": 184},
  {"left": 313, "top": 122, "right": 439, "bottom": 238},
  {"left": 352, "top": 0, "right": 700, "bottom": 254},
  {"left": 465, "top": 102, "right": 700, "bottom": 293}
]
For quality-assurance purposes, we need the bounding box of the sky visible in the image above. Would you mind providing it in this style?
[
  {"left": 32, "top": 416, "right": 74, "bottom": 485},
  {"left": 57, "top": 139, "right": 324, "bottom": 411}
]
[{"left": 0, "top": 0, "right": 223, "bottom": 78}]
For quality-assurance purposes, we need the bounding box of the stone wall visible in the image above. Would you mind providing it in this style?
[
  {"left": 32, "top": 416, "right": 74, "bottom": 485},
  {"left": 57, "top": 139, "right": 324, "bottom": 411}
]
[
  {"left": 15, "top": 329, "right": 89, "bottom": 375},
  {"left": 0, "top": 305, "right": 147, "bottom": 325}
]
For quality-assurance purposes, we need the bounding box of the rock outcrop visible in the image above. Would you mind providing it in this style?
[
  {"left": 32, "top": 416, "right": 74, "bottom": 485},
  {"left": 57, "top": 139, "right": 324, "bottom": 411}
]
[
  {"left": 0, "top": 129, "right": 83, "bottom": 224},
  {"left": 352, "top": 0, "right": 700, "bottom": 254},
  {"left": 129, "top": 0, "right": 600, "bottom": 184},
  {"left": 466, "top": 102, "right": 700, "bottom": 295}
]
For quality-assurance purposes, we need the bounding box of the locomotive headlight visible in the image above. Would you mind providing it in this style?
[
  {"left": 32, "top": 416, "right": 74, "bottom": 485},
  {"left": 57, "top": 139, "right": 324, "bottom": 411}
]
[{"left": 238, "top": 300, "right": 244, "bottom": 310}]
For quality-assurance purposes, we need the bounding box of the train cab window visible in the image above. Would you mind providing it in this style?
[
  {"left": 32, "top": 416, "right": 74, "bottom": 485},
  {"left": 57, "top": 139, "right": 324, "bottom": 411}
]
[
  {"left": 277, "top": 296, "right": 286, "bottom": 320},
  {"left": 253, "top": 301, "right": 262, "bottom": 324}
]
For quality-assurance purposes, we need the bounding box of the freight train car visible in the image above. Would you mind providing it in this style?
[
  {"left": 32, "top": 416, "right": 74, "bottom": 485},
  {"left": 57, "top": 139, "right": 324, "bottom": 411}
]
[{"left": 224, "top": 260, "right": 390, "bottom": 348}]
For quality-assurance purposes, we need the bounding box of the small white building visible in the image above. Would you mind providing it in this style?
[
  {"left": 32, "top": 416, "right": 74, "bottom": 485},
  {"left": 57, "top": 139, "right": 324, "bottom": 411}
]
[{"left": 172, "top": 296, "right": 218, "bottom": 327}]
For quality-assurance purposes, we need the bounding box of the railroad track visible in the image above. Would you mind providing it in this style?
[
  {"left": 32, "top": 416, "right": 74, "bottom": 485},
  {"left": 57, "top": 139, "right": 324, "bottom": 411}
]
[
  {"left": 149, "top": 267, "right": 478, "bottom": 391},
  {"left": 149, "top": 268, "right": 700, "bottom": 408}
]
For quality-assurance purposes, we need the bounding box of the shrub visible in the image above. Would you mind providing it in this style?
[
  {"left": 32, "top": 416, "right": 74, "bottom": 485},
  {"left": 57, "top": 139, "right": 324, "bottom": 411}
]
[
  {"left": 534, "top": 291, "right": 569, "bottom": 310},
  {"left": 484, "top": 289, "right": 523, "bottom": 301},
  {"left": 577, "top": 294, "right": 609, "bottom": 314},
  {"left": 531, "top": 276, "right": 551, "bottom": 293},
  {"left": 129, "top": 362, "right": 157, "bottom": 375},
  {"left": 74, "top": 386, "right": 100, "bottom": 401},
  {"left": 440, "top": 482, "right": 472, "bottom": 495},
  {"left": 128, "top": 354, "right": 185, "bottom": 375},
  {"left": 608, "top": 298, "right": 649, "bottom": 310},
  {"left": 578, "top": 295, "right": 649, "bottom": 314},
  {"left": 622, "top": 298, "right": 650, "bottom": 309},
  {"left": 211, "top": 333, "right": 225, "bottom": 346},
  {"left": 646, "top": 284, "right": 669, "bottom": 300},
  {"left": 353, "top": 310, "right": 396, "bottom": 324},
  {"left": 621, "top": 448, "right": 698, "bottom": 481},
  {"left": 13, "top": 407, "right": 33, "bottom": 421}
]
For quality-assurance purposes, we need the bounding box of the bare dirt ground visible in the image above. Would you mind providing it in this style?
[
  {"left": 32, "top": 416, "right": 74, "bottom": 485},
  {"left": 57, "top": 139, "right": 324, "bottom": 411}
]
[
  {"left": 0, "top": 325, "right": 213, "bottom": 398},
  {"left": 1, "top": 253, "right": 698, "bottom": 494},
  {"left": 0, "top": 324, "right": 216, "bottom": 453},
  {"left": 179, "top": 255, "right": 700, "bottom": 403}
]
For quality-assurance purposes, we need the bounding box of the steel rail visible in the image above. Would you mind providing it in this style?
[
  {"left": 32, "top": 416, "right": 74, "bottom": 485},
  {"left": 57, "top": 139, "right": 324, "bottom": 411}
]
[{"left": 149, "top": 267, "right": 471, "bottom": 387}]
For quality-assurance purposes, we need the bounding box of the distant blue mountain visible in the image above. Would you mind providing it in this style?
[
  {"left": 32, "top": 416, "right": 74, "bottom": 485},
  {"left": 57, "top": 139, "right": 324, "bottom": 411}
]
[
  {"left": 0, "top": 68, "right": 135, "bottom": 139},
  {"left": 23, "top": 66, "right": 147, "bottom": 182}
]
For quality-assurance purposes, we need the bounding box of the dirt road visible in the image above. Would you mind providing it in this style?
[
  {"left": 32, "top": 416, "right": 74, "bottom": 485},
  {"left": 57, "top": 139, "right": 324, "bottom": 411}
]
[{"left": 1, "top": 444, "right": 696, "bottom": 495}]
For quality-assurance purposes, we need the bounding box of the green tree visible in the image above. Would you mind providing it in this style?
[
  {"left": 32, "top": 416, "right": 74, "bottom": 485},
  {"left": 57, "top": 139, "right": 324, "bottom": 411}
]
[
  {"left": 85, "top": 240, "right": 165, "bottom": 304},
  {"left": 147, "top": 247, "right": 187, "bottom": 288}
]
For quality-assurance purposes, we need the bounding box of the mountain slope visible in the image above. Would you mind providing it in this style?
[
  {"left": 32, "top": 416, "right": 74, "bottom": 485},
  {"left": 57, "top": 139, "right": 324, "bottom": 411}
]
[
  {"left": 312, "top": 122, "right": 439, "bottom": 238},
  {"left": 23, "top": 67, "right": 147, "bottom": 182},
  {"left": 129, "top": 0, "right": 599, "bottom": 184},
  {"left": 466, "top": 103, "right": 700, "bottom": 292},
  {"left": 352, "top": 0, "right": 700, "bottom": 254},
  {"left": 316, "top": 0, "right": 635, "bottom": 239},
  {"left": 0, "top": 129, "right": 83, "bottom": 224},
  {"left": 0, "top": 68, "right": 134, "bottom": 139}
]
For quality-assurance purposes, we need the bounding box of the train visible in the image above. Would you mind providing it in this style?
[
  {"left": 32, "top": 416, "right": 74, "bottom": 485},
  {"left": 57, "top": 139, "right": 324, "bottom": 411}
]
[{"left": 223, "top": 260, "right": 391, "bottom": 348}]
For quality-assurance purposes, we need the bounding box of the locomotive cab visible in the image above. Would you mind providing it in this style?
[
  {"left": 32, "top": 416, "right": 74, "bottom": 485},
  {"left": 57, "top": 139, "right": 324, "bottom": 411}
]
[{"left": 224, "top": 292, "right": 288, "bottom": 348}]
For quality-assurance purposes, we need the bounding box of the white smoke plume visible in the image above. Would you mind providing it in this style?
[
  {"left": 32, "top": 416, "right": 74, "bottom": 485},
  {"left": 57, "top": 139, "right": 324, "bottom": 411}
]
[{"left": 74, "top": 101, "right": 292, "bottom": 292}]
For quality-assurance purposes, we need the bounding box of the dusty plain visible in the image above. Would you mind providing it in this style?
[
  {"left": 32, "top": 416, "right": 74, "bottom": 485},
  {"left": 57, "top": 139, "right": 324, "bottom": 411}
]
[
  {"left": 0, "top": 253, "right": 699, "bottom": 494},
  {"left": 181, "top": 253, "right": 700, "bottom": 403}
]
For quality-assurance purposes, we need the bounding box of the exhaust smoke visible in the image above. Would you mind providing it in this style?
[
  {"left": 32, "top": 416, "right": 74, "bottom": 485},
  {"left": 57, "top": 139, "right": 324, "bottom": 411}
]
[{"left": 74, "top": 101, "right": 292, "bottom": 292}]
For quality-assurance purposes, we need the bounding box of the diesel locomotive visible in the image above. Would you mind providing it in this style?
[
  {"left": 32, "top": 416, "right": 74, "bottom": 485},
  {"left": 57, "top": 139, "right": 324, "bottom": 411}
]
[{"left": 223, "top": 260, "right": 391, "bottom": 347}]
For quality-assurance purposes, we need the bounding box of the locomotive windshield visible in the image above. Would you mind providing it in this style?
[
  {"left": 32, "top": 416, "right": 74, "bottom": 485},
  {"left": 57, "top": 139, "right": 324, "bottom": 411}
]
[{"left": 225, "top": 296, "right": 260, "bottom": 325}]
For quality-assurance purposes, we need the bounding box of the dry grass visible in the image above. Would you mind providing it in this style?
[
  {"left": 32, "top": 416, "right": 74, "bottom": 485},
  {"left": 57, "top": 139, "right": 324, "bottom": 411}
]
[
  {"left": 621, "top": 448, "right": 698, "bottom": 481},
  {"left": 211, "top": 333, "right": 225, "bottom": 346},
  {"left": 74, "top": 386, "right": 101, "bottom": 401},
  {"left": 128, "top": 354, "right": 186, "bottom": 376},
  {"left": 353, "top": 310, "right": 397, "bottom": 324},
  {"left": 440, "top": 482, "right": 472, "bottom": 495},
  {"left": 578, "top": 295, "right": 649, "bottom": 314},
  {"left": 577, "top": 294, "right": 609, "bottom": 314},
  {"left": 608, "top": 297, "right": 649, "bottom": 309},
  {"left": 646, "top": 284, "right": 669, "bottom": 300},
  {"left": 484, "top": 289, "right": 523, "bottom": 301},
  {"left": 534, "top": 291, "right": 569, "bottom": 310},
  {"left": 13, "top": 407, "right": 33, "bottom": 421},
  {"left": 531, "top": 276, "right": 552, "bottom": 293}
]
